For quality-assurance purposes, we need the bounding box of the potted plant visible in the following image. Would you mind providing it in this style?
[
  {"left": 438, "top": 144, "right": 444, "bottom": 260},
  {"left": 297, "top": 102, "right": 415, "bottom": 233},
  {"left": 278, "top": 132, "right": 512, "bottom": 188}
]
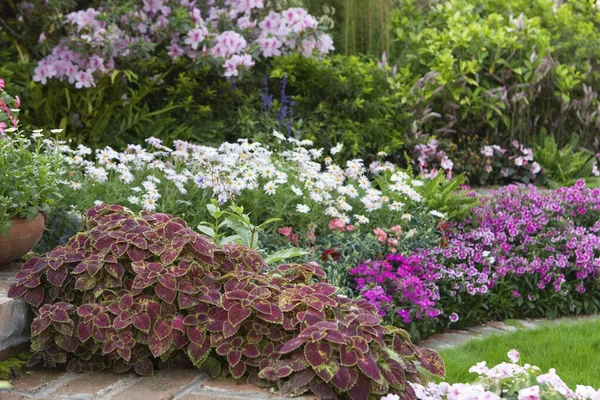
[{"left": 0, "top": 79, "right": 63, "bottom": 267}]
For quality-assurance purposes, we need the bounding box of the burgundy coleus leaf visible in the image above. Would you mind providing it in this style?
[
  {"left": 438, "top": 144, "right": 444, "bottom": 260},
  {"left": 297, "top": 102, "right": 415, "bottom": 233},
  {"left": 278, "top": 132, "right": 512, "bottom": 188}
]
[
  {"left": 380, "top": 360, "right": 406, "bottom": 386},
  {"left": 186, "top": 338, "right": 211, "bottom": 368},
  {"left": 216, "top": 336, "right": 244, "bottom": 366},
  {"left": 229, "top": 360, "right": 246, "bottom": 379},
  {"left": 419, "top": 348, "right": 445, "bottom": 378},
  {"left": 56, "top": 335, "right": 79, "bottom": 353},
  {"left": 160, "top": 247, "right": 182, "bottom": 265},
  {"left": 178, "top": 292, "right": 199, "bottom": 309},
  {"left": 134, "top": 313, "right": 151, "bottom": 332},
  {"left": 355, "top": 313, "right": 381, "bottom": 327},
  {"left": 206, "top": 308, "right": 227, "bottom": 333},
  {"left": 154, "top": 319, "right": 173, "bottom": 341},
  {"left": 24, "top": 287, "right": 44, "bottom": 307},
  {"left": 340, "top": 344, "right": 359, "bottom": 367},
  {"left": 53, "top": 320, "right": 75, "bottom": 336},
  {"left": 127, "top": 246, "right": 147, "bottom": 262},
  {"left": 348, "top": 372, "right": 371, "bottom": 400},
  {"left": 77, "top": 321, "right": 94, "bottom": 342},
  {"left": 47, "top": 266, "right": 68, "bottom": 286},
  {"left": 259, "top": 366, "right": 278, "bottom": 381},
  {"left": 310, "top": 379, "right": 337, "bottom": 400},
  {"left": 289, "top": 368, "right": 316, "bottom": 390},
  {"left": 305, "top": 341, "right": 331, "bottom": 368},
  {"left": 280, "top": 337, "right": 305, "bottom": 354},
  {"left": 356, "top": 354, "right": 382, "bottom": 383},
  {"left": 157, "top": 274, "right": 177, "bottom": 290},
  {"left": 314, "top": 359, "right": 340, "bottom": 383},
  {"left": 227, "top": 303, "right": 251, "bottom": 326},
  {"left": 148, "top": 242, "right": 166, "bottom": 256},
  {"left": 132, "top": 275, "right": 155, "bottom": 291},
  {"left": 242, "top": 344, "right": 259, "bottom": 358},
  {"left": 74, "top": 275, "right": 96, "bottom": 291},
  {"left": 94, "top": 313, "right": 111, "bottom": 328},
  {"left": 155, "top": 283, "right": 176, "bottom": 304},
  {"left": 187, "top": 327, "right": 206, "bottom": 345},
  {"left": 331, "top": 366, "right": 358, "bottom": 392},
  {"left": 255, "top": 304, "right": 283, "bottom": 325},
  {"left": 105, "top": 263, "right": 125, "bottom": 280},
  {"left": 31, "top": 317, "right": 52, "bottom": 336},
  {"left": 7, "top": 284, "right": 27, "bottom": 299},
  {"left": 177, "top": 280, "right": 198, "bottom": 294},
  {"left": 147, "top": 332, "right": 173, "bottom": 358}
]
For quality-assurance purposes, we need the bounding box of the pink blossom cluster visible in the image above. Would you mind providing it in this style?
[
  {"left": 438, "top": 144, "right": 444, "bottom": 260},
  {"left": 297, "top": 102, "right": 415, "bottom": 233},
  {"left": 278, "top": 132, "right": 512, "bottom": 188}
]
[
  {"left": 414, "top": 139, "right": 454, "bottom": 179},
  {"left": 33, "top": 1, "right": 334, "bottom": 86},
  {"left": 352, "top": 182, "right": 600, "bottom": 338},
  {"left": 0, "top": 78, "right": 20, "bottom": 134},
  {"left": 480, "top": 140, "right": 541, "bottom": 182},
  {"left": 413, "top": 138, "right": 541, "bottom": 184}
]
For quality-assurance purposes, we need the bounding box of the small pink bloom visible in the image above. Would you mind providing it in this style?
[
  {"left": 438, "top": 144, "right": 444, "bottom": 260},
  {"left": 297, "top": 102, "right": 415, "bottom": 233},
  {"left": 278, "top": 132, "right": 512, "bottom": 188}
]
[
  {"left": 328, "top": 218, "right": 346, "bottom": 232},
  {"left": 278, "top": 226, "right": 293, "bottom": 237},
  {"left": 390, "top": 225, "right": 402, "bottom": 236},
  {"left": 0, "top": 78, "right": 4, "bottom": 89},
  {"left": 346, "top": 224, "right": 355, "bottom": 232},
  {"left": 507, "top": 349, "right": 520, "bottom": 363},
  {"left": 373, "top": 228, "right": 387, "bottom": 243}
]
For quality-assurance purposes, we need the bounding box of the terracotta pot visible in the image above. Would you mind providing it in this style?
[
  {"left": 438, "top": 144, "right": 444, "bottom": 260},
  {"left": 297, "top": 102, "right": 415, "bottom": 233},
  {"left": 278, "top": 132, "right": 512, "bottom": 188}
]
[{"left": 0, "top": 213, "right": 45, "bottom": 268}]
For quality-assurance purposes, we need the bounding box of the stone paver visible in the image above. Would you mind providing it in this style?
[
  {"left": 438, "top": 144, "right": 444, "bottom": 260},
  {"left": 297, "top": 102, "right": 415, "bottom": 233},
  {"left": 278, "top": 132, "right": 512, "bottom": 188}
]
[
  {"left": 1, "top": 369, "right": 317, "bottom": 400},
  {"left": 0, "top": 262, "right": 32, "bottom": 361}
]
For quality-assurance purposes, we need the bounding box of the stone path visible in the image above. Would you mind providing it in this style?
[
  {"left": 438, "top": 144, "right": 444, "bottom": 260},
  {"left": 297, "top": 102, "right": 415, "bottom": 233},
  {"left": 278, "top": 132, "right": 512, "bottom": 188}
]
[{"left": 1, "top": 369, "right": 317, "bottom": 400}]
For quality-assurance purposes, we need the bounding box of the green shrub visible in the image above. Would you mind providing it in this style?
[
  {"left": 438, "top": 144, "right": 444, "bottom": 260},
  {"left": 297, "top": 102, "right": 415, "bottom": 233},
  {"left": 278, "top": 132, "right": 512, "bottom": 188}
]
[
  {"left": 534, "top": 133, "right": 600, "bottom": 188},
  {"left": 389, "top": 0, "right": 600, "bottom": 150}
]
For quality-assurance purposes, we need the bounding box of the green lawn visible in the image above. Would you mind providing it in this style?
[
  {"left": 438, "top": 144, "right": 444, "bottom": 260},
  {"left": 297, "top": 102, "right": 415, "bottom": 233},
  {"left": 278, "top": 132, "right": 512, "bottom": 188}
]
[{"left": 438, "top": 318, "right": 600, "bottom": 388}]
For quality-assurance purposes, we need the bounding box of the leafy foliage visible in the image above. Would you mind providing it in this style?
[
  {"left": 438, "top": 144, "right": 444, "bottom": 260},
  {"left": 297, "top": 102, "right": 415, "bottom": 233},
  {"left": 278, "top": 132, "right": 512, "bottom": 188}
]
[
  {"left": 534, "top": 134, "right": 600, "bottom": 188},
  {"left": 0, "top": 130, "right": 63, "bottom": 236},
  {"left": 9, "top": 204, "right": 444, "bottom": 399},
  {"left": 406, "top": 172, "right": 477, "bottom": 221}
]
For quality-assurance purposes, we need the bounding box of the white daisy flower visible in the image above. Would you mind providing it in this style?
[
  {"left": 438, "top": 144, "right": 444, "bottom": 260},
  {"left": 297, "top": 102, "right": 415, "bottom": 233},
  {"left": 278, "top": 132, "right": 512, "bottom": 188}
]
[
  {"left": 331, "top": 143, "right": 343, "bottom": 155},
  {"left": 142, "top": 197, "right": 157, "bottom": 211},
  {"left": 429, "top": 210, "right": 446, "bottom": 219},
  {"left": 264, "top": 181, "right": 278, "bottom": 195},
  {"left": 296, "top": 204, "right": 310, "bottom": 214},
  {"left": 354, "top": 214, "right": 369, "bottom": 224}
]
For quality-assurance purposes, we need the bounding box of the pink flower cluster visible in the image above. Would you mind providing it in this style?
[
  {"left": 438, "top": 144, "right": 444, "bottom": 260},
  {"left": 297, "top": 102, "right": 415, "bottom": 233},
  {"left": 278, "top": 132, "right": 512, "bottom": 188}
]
[
  {"left": 352, "top": 182, "right": 600, "bottom": 338},
  {"left": 33, "top": 1, "right": 334, "bottom": 86},
  {"left": 0, "top": 78, "right": 20, "bottom": 134},
  {"left": 373, "top": 225, "right": 402, "bottom": 252},
  {"left": 414, "top": 139, "right": 454, "bottom": 179},
  {"left": 480, "top": 140, "right": 541, "bottom": 184}
]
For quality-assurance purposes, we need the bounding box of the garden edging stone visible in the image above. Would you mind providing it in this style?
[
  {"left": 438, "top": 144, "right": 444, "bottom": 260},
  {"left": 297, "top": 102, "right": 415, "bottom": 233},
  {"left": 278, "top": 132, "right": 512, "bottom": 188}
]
[{"left": 0, "top": 262, "right": 32, "bottom": 361}]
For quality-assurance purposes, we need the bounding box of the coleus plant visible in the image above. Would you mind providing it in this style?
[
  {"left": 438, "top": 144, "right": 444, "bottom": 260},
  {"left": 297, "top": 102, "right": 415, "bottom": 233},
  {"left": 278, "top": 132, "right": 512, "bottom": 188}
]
[{"left": 9, "top": 205, "right": 444, "bottom": 399}]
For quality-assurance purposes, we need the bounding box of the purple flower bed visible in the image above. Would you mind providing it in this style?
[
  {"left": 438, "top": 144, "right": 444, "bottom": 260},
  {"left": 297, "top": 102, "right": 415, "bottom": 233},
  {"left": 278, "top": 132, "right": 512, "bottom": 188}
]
[{"left": 350, "top": 181, "right": 600, "bottom": 339}]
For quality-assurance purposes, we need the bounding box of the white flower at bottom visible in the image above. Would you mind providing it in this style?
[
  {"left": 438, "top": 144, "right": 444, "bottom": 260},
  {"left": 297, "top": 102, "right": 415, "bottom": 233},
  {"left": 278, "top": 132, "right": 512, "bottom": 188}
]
[{"left": 518, "top": 385, "right": 540, "bottom": 400}]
